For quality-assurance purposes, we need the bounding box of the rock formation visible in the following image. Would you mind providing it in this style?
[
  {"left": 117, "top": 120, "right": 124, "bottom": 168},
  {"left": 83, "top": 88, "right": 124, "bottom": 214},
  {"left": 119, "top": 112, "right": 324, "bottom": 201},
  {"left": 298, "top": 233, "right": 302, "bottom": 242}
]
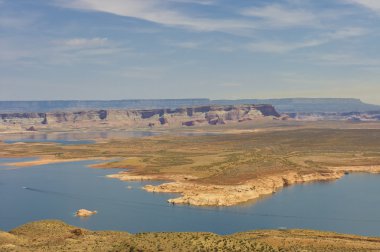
[
  {"left": 75, "top": 209, "right": 97, "bottom": 217},
  {"left": 0, "top": 104, "right": 280, "bottom": 130},
  {"left": 140, "top": 171, "right": 343, "bottom": 206}
]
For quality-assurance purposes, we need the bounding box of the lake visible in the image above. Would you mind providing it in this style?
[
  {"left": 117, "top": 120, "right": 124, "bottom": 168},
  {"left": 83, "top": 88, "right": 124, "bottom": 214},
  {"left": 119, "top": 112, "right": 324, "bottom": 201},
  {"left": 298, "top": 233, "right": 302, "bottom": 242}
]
[
  {"left": 0, "top": 130, "right": 218, "bottom": 145},
  {"left": 0, "top": 131, "right": 159, "bottom": 144},
  {"left": 1, "top": 158, "right": 380, "bottom": 236}
]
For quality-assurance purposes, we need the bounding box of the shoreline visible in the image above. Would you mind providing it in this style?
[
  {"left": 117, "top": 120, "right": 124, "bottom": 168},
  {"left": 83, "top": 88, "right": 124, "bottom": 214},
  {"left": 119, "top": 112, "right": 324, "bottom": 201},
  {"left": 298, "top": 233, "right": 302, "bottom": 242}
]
[
  {"left": 108, "top": 170, "right": 344, "bottom": 206},
  {"left": 4, "top": 156, "right": 380, "bottom": 207},
  {"left": 2, "top": 156, "right": 111, "bottom": 168},
  {"left": 107, "top": 166, "right": 380, "bottom": 207}
]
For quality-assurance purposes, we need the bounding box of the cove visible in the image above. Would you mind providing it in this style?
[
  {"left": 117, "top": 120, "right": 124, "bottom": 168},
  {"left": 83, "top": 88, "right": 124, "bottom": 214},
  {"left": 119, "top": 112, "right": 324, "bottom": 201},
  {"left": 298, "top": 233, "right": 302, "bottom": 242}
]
[{"left": 0, "top": 158, "right": 380, "bottom": 236}]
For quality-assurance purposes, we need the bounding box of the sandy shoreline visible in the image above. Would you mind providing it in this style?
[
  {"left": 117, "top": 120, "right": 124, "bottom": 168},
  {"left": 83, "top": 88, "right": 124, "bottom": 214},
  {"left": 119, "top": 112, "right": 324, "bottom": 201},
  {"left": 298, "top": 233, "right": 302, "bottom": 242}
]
[{"left": 3, "top": 156, "right": 111, "bottom": 168}]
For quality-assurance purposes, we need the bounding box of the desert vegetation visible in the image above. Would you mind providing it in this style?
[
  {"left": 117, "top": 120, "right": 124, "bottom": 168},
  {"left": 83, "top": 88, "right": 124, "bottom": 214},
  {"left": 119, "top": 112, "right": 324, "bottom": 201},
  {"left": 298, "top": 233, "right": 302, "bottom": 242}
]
[{"left": 1, "top": 220, "right": 379, "bottom": 251}]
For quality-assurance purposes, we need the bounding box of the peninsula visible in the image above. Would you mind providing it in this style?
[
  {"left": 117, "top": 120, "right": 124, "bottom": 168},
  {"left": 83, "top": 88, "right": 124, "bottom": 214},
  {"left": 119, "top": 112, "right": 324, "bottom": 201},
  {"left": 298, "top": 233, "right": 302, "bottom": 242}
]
[{"left": 2, "top": 120, "right": 380, "bottom": 207}]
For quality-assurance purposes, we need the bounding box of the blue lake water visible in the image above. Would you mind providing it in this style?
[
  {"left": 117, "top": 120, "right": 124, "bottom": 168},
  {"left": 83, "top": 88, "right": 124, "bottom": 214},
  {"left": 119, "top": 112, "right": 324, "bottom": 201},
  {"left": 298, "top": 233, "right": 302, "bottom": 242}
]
[
  {"left": 3, "top": 139, "right": 95, "bottom": 145},
  {"left": 1, "top": 158, "right": 380, "bottom": 236},
  {"left": 1, "top": 131, "right": 159, "bottom": 145},
  {"left": 1, "top": 130, "right": 217, "bottom": 145}
]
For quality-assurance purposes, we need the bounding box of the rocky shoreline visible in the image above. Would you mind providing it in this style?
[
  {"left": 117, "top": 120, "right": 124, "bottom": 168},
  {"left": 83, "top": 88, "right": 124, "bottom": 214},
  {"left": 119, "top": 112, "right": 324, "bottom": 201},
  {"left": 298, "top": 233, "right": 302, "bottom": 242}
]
[{"left": 108, "top": 166, "right": 380, "bottom": 207}]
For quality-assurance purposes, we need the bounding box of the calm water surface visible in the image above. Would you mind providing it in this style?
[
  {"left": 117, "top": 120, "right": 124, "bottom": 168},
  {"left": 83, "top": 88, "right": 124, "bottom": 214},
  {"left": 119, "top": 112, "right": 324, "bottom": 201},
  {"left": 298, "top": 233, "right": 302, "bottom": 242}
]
[
  {"left": 1, "top": 130, "right": 218, "bottom": 145},
  {"left": 0, "top": 158, "right": 380, "bottom": 236},
  {"left": 1, "top": 131, "right": 158, "bottom": 145},
  {"left": 3, "top": 139, "right": 95, "bottom": 145}
]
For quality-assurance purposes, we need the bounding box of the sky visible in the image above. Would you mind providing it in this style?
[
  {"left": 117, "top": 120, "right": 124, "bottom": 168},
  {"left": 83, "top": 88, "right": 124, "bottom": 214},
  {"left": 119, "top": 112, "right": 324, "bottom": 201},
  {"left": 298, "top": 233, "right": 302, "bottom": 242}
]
[{"left": 0, "top": 0, "right": 380, "bottom": 104}]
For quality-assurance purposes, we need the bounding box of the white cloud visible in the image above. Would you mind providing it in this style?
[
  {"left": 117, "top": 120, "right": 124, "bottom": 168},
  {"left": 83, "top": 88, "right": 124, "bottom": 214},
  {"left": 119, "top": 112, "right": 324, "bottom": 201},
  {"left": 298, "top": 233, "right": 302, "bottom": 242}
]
[
  {"left": 54, "top": 0, "right": 255, "bottom": 33},
  {"left": 306, "top": 52, "right": 380, "bottom": 67},
  {"left": 247, "top": 27, "right": 368, "bottom": 53},
  {"left": 241, "top": 4, "right": 319, "bottom": 28},
  {"left": 347, "top": 0, "right": 380, "bottom": 13},
  {"left": 327, "top": 27, "right": 368, "bottom": 39},
  {"left": 167, "top": 41, "right": 202, "bottom": 49},
  {"left": 54, "top": 37, "right": 109, "bottom": 47}
]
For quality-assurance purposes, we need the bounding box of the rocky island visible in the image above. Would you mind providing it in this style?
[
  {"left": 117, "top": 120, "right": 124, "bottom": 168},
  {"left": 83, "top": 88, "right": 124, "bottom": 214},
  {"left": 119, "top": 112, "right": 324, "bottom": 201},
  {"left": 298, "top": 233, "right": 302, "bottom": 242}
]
[{"left": 75, "top": 209, "right": 97, "bottom": 217}]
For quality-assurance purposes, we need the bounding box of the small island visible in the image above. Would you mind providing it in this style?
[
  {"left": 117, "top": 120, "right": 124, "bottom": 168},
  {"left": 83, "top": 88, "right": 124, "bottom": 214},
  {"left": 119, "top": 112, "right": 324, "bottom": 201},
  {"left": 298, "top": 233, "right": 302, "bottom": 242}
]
[{"left": 75, "top": 209, "right": 97, "bottom": 217}]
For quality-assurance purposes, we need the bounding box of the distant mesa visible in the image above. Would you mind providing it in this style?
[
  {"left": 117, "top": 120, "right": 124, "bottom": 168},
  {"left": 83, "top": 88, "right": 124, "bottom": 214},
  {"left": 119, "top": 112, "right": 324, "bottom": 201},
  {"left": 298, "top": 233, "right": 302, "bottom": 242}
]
[
  {"left": 0, "top": 98, "right": 379, "bottom": 113},
  {"left": 1, "top": 98, "right": 380, "bottom": 131},
  {"left": 0, "top": 104, "right": 280, "bottom": 130},
  {"left": 75, "top": 209, "right": 97, "bottom": 217}
]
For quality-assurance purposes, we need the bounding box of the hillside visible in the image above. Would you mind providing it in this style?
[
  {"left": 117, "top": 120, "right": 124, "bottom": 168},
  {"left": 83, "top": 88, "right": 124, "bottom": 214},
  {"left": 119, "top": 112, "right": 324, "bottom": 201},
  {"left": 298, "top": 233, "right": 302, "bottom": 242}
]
[{"left": 1, "top": 220, "right": 379, "bottom": 251}]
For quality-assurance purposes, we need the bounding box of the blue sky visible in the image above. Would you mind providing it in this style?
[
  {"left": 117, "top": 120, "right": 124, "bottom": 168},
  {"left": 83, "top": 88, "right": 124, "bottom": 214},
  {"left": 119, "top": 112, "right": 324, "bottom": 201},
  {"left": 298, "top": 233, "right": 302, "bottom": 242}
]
[{"left": 0, "top": 0, "right": 380, "bottom": 103}]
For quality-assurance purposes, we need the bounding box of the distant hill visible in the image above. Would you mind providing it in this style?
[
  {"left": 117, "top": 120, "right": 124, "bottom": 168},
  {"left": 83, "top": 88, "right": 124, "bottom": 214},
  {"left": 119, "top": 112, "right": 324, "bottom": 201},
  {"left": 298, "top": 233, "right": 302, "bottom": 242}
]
[
  {"left": 212, "top": 98, "right": 380, "bottom": 113},
  {"left": 0, "top": 98, "right": 379, "bottom": 113},
  {"left": 0, "top": 99, "right": 210, "bottom": 113}
]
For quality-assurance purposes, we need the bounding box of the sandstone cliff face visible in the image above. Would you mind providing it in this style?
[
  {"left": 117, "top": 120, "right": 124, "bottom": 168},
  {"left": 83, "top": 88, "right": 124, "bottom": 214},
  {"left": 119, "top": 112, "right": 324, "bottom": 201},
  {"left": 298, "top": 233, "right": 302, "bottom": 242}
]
[{"left": 0, "top": 104, "right": 279, "bottom": 130}]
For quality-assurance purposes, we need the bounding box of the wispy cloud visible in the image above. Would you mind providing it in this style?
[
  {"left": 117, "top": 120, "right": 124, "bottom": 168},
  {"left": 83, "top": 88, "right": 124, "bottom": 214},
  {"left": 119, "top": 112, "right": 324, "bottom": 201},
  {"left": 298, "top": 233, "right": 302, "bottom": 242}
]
[
  {"left": 247, "top": 27, "right": 368, "bottom": 53},
  {"left": 0, "top": 36, "right": 134, "bottom": 68},
  {"left": 347, "top": 0, "right": 380, "bottom": 13},
  {"left": 0, "top": 11, "right": 38, "bottom": 29},
  {"left": 53, "top": 0, "right": 255, "bottom": 33},
  {"left": 241, "top": 4, "right": 319, "bottom": 28},
  {"left": 306, "top": 52, "right": 380, "bottom": 67},
  {"left": 53, "top": 37, "right": 109, "bottom": 47},
  {"left": 165, "top": 40, "right": 202, "bottom": 49}
]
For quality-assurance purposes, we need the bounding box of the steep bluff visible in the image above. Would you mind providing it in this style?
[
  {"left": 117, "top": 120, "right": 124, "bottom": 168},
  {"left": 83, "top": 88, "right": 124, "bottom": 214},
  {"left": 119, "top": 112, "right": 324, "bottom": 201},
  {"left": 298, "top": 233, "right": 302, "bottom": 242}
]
[{"left": 0, "top": 104, "right": 279, "bottom": 130}]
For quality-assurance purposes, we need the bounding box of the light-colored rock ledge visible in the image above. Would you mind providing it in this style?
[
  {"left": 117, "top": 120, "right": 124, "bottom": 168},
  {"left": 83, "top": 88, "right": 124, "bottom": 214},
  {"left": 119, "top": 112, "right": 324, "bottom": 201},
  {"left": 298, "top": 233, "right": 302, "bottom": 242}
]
[
  {"left": 143, "top": 171, "right": 343, "bottom": 206},
  {"left": 108, "top": 166, "right": 380, "bottom": 207},
  {"left": 75, "top": 209, "right": 97, "bottom": 217}
]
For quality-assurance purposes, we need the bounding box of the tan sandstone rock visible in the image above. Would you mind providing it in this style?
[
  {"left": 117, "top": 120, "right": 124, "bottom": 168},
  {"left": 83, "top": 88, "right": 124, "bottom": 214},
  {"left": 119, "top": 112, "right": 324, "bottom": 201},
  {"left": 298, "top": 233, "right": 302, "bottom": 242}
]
[{"left": 75, "top": 209, "right": 97, "bottom": 217}]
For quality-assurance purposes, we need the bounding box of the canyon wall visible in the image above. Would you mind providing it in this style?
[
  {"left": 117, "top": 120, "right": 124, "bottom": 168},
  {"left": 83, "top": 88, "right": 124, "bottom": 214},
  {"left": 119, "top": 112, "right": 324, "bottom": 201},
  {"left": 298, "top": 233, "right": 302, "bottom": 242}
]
[{"left": 0, "top": 104, "right": 279, "bottom": 131}]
